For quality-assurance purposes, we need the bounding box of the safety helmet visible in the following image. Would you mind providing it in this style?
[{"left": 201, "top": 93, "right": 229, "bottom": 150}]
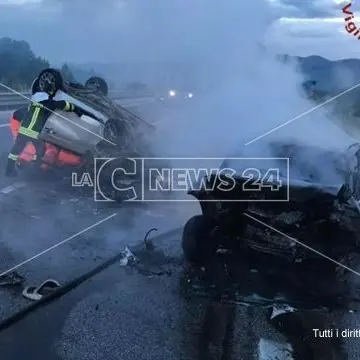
[{"left": 31, "top": 92, "right": 49, "bottom": 102}]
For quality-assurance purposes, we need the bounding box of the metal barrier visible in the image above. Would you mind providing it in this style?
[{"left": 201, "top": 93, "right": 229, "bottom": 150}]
[{"left": 0, "top": 90, "right": 155, "bottom": 111}]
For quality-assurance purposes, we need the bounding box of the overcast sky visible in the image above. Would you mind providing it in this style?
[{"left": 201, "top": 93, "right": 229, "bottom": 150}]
[
  {"left": 0, "top": 0, "right": 358, "bottom": 63},
  {"left": 268, "top": 0, "right": 360, "bottom": 60}
]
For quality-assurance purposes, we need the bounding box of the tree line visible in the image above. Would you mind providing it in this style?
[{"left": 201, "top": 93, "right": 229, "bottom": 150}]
[{"left": 0, "top": 37, "right": 78, "bottom": 91}]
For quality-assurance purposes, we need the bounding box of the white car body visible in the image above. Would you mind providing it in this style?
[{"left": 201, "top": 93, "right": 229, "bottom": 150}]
[{"left": 39, "top": 90, "right": 107, "bottom": 155}]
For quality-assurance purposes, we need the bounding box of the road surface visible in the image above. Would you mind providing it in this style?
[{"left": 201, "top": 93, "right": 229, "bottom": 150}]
[
  {"left": 0, "top": 100, "right": 359, "bottom": 359},
  {"left": 0, "top": 99, "right": 195, "bottom": 319}
]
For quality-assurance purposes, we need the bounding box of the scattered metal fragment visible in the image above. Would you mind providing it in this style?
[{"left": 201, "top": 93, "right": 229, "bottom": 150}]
[
  {"left": 22, "top": 279, "right": 61, "bottom": 301},
  {"left": 143, "top": 227, "right": 158, "bottom": 250},
  {"left": 119, "top": 246, "right": 137, "bottom": 266},
  {"left": 0, "top": 272, "right": 24, "bottom": 287}
]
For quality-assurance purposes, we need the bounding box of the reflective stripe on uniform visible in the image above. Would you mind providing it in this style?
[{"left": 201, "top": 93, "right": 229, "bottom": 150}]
[
  {"left": 64, "top": 101, "right": 71, "bottom": 111},
  {"left": 8, "top": 153, "right": 18, "bottom": 160},
  {"left": 31, "top": 102, "right": 44, "bottom": 108},
  {"left": 28, "top": 107, "right": 41, "bottom": 130},
  {"left": 18, "top": 126, "right": 39, "bottom": 139}
]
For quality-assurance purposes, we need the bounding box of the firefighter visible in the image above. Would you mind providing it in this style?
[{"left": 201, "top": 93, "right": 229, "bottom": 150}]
[{"left": 5, "top": 86, "right": 84, "bottom": 177}]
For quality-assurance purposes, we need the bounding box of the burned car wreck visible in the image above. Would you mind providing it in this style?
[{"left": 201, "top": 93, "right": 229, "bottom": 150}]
[{"left": 181, "top": 141, "right": 360, "bottom": 309}]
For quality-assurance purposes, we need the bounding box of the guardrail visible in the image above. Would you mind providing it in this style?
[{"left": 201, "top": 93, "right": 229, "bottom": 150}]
[{"left": 0, "top": 90, "right": 154, "bottom": 111}]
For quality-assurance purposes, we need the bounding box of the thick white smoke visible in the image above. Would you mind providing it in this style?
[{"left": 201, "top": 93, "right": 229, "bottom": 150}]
[{"left": 143, "top": 0, "right": 354, "bottom": 186}]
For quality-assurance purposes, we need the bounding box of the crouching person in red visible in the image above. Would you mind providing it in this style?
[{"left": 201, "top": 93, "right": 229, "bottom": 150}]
[{"left": 8, "top": 104, "right": 82, "bottom": 175}]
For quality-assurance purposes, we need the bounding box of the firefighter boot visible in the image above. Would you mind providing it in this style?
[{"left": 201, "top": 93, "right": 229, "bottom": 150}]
[{"left": 5, "top": 159, "right": 18, "bottom": 177}]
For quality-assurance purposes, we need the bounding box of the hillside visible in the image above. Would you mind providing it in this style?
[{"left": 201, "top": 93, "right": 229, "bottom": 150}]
[
  {"left": 278, "top": 55, "right": 360, "bottom": 93},
  {"left": 275, "top": 54, "right": 360, "bottom": 116}
]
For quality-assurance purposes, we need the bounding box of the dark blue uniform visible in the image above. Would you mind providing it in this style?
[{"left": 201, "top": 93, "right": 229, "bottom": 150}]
[{"left": 6, "top": 96, "right": 81, "bottom": 176}]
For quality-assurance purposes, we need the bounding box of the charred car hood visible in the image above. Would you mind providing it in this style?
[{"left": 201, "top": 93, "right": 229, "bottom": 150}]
[{"left": 219, "top": 140, "right": 348, "bottom": 203}]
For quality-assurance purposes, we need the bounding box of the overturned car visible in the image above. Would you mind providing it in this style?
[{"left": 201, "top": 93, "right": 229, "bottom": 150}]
[
  {"left": 182, "top": 141, "right": 360, "bottom": 309},
  {"left": 8, "top": 68, "right": 161, "bottom": 201},
  {"left": 10, "top": 68, "right": 155, "bottom": 171}
]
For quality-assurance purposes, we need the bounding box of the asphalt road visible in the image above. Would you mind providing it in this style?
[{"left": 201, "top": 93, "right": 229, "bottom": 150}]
[
  {"left": 0, "top": 99, "right": 194, "bottom": 320},
  {"left": 0, "top": 99, "right": 359, "bottom": 359}
]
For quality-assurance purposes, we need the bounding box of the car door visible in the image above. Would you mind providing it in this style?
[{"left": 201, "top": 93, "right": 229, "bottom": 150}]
[
  {"left": 40, "top": 111, "right": 105, "bottom": 155},
  {"left": 39, "top": 90, "right": 106, "bottom": 155}
]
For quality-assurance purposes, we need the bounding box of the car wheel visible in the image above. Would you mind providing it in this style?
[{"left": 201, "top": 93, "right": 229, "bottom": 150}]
[
  {"left": 96, "top": 157, "right": 139, "bottom": 203},
  {"left": 38, "top": 68, "right": 64, "bottom": 94},
  {"left": 31, "top": 77, "right": 40, "bottom": 95},
  {"left": 85, "top": 76, "right": 109, "bottom": 96},
  {"left": 182, "top": 215, "right": 216, "bottom": 267},
  {"left": 103, "top": 119, "right": 130, "bottom": 150}
]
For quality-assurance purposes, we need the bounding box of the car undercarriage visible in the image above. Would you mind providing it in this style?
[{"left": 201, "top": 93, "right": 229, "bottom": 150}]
[{"left": 8, "top": 68, "right": 163, "bottom": 201}]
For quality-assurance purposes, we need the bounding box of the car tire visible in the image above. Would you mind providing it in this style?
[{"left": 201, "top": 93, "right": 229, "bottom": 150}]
[
  {"left": 31, "top": 77, "right": 40, "bottom": 94},
  {"left": 85, "top": 76, "right": 109, "bottom": 96},
  {"left": 38, "top": 68, "right": 64, "bottom": 94},
  {"left": 182, "top": 215, "right": 215, "bottom": 266},
  {"left": 96, "top": 157, "right": 139, "bottom": 203},
  {"left": 103, "top": 119, "right": 130, "bottom": 150}
]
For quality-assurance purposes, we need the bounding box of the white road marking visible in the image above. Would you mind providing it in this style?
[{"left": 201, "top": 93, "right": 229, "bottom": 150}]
[
  {"left": 0, "top": 123, "right": 8, "bottom": 128},
  {"left": 0, "top": 213, "right": 117, "bottom": 278},
  {"left": 0, "top": 181, "right": 26, "bottom": 195},
  {"left": 144, "top": 210, "right": 165, "bottom": 218}
]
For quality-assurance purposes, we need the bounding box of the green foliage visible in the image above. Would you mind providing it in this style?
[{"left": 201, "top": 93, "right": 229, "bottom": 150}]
[
  {"left": 0, "top": 37, "right": 50, "bottom": 91},
  {"left": 0, "top": 37, "right": 77, "bottom": 90}
]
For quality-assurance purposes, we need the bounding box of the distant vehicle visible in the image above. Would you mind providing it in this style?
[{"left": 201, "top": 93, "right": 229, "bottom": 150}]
[{"left": 159, "top": 89, "right": 194, "bottom": 101}]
